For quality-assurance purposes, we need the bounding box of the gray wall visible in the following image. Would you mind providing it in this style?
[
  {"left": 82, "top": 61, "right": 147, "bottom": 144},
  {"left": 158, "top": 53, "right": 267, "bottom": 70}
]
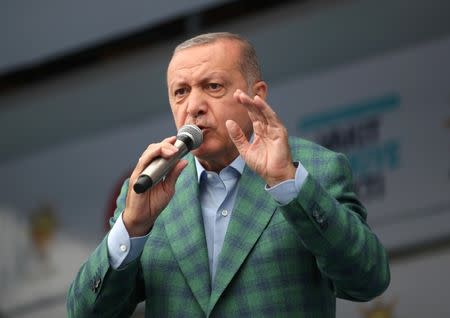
[
  {"left": 2, "top": 0, "right": 450, "bottom": 163},
  {"left": 1, "top": 0, "right": 230, "bottom": 72}
]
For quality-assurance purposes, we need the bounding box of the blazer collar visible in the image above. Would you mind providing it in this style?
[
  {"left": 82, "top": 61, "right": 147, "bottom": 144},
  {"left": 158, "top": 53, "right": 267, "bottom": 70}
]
[{"left": 164, "top": 154, "right": 211, "bottom": 314}]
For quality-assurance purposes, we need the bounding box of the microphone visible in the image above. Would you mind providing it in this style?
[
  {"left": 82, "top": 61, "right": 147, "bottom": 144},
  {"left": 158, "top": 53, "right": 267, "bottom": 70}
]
[{"left": 133, "top": 124, "right": 203, "bottom": 194}]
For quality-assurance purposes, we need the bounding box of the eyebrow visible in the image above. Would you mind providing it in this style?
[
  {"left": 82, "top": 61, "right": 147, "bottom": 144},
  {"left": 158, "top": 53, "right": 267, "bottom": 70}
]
[
  {"left": 202, "top": 73, "right": 227, "bottom": 83},
  {"left": 170, "top": 72, "right": 229, "bottom": 89}
]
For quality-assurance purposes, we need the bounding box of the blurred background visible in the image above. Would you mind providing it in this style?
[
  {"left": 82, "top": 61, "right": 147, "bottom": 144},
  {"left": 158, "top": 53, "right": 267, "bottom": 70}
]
[{"left": 1, "top": 0, "right": 449, "bottom": 317}]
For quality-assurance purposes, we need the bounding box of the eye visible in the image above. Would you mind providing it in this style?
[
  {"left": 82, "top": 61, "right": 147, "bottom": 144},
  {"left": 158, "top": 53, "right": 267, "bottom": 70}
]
[
  {"left": 205, "top": 83, "right": 226, "bottom": 97},
  {"left": 174, "top": 87, "right": 189, "bottom": 97},
  {"left": 206, "top": 83, "right": 223, "bottom": 91}
]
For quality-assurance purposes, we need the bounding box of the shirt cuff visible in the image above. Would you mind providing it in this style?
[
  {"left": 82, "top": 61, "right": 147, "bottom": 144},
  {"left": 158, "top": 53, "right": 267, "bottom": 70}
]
[
  {"left": 265, "top": 162, "right": 309, "bottom": 205},
  {"left": 107, "top": 211, "right": 149, "bottom": 270}
]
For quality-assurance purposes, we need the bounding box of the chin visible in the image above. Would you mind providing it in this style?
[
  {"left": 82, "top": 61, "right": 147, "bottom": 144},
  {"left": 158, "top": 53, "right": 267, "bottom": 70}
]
[
  {"left": 191, "top": 145, "right": 213, "bottom": 159},
  {"left": 191, "top": 141, "right": 222, "bottom": 160}
]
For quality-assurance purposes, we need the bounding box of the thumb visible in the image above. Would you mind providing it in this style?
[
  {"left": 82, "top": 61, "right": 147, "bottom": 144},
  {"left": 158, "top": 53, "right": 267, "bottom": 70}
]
[{"left": 226, "top": 120, "right": 249, "bottom": 154}]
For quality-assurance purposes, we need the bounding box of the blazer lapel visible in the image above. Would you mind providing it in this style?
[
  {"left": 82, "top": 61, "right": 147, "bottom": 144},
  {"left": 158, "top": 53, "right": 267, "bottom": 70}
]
[
  {"left": 208, "top": 165, "right": 278, "bottom": 313},
  {"left": 164, "top": 155, "right": 211, "bottom": 314}
]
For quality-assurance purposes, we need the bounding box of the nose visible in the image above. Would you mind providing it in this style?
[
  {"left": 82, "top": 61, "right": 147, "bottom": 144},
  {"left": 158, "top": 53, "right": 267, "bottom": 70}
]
[{"left": 186, "top": 88, "right": 207, "bottom": 119}]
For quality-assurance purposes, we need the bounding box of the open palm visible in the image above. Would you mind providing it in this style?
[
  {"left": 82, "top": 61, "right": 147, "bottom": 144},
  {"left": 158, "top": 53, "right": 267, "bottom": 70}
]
[{"left": 227, "top": 90, "right": 296, "bottom": 186}]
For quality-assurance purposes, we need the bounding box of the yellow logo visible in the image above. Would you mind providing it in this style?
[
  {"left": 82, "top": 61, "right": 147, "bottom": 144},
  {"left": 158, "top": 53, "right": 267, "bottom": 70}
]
[
  {"left": 29, "top": 202, "right": 58, "bottom": 259},
  {"left": 360, "top": 298, "right": 397, "bottom": 318}
]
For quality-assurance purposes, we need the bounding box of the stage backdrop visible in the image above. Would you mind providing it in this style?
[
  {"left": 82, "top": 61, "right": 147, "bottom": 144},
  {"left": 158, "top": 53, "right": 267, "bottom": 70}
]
[{"left": 0, "top": 36, "right": 449, "bottom": 317}]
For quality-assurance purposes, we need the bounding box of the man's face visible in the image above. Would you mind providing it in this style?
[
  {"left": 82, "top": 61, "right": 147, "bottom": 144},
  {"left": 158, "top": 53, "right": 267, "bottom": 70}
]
[{"left": 167, "top": 40, "right": 254, "bottom": 167}]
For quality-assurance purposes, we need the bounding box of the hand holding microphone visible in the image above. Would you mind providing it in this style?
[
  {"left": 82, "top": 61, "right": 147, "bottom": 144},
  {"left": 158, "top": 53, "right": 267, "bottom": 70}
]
[
  {"left": 134, "top": 124, "right": 203, "bottom": 193},
  {"left": 123, "top": 125, "right": 203, "bottom": 236}
]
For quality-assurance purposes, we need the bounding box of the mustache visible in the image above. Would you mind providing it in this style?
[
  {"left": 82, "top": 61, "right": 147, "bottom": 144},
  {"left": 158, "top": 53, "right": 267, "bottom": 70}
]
[{"left": 185, "top": 119, "right": 209, "bottom": 130}]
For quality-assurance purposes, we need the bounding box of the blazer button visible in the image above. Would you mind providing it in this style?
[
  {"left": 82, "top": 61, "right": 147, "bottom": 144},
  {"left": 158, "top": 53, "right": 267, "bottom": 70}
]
[
  {"left": 312, "top": 209, "right": 327, "bottom": 229},
  {"left": 92, "top": 278, "right": 102, "bottom": 293},
  {"left": 312, "top": 209, "right": 319, "bottom": 218},
  {"left": 312, "top": 209, "right": 322, "bottom": 221}
]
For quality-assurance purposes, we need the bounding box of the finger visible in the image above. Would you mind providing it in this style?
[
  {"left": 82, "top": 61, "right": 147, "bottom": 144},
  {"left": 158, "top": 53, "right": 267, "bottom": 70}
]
[
  {"left": 143, "top": 138, "right": 180, "bottom": 162},
  {"left": 234, "top": 90, "right": 268, "bottom": 124},
  {"left": 132, "top": 139, "right": 179, "bottom": 181},
  {"left": 146, "top": 136, "right": 177, "bottom": 150},
  {"left": 234, "top": 89, "right": 280, "bottom": 126},
  {"left": 137, "top": 146, "right": 168, "bottom": 171},
  {"left": 162, "top": 159, "right": 188, "bottom": 191},
  {"left": 252, "top": 120, "right": 266, "bottom": 136},
  {"left": 253, "top": 95, "right": 279, "bottom": 123},
  {"left": 226, "top": 120, "right": 250, "bottom": 155}
]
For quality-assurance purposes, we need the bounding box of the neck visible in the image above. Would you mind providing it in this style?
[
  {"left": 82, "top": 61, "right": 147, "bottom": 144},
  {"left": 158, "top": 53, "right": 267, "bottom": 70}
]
[
  {"left": 196, "top": 129, "right": 252, "bottom": 173},
  {"left": 197, "top": 151, "right": 239, "bottom": 173}
]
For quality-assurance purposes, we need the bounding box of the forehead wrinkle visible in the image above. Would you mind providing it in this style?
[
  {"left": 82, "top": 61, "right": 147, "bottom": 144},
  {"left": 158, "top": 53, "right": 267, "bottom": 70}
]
[
  {"left": 168, "top": 53, "right": 210, "bottom": 75},
  {"left": 167, "top": 41, "right": 242, "bottom": 87},
  {"left": 168, "top": 59, "right": 208, "bottom": 87}
]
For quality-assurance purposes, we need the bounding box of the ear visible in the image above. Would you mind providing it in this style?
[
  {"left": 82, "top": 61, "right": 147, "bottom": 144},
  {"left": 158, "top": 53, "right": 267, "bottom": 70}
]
[{"left": 252, "top": 81, "right": 268, "bottom": 100}]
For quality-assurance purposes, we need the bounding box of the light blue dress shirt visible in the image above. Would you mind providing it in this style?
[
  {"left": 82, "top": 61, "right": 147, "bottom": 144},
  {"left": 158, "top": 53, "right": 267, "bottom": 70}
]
[
  {"left": 195, "top": 156, "right": 244, "bottom": 280},
  {"left": 107, "top": 156, "right": 308, "bottom": 282}
]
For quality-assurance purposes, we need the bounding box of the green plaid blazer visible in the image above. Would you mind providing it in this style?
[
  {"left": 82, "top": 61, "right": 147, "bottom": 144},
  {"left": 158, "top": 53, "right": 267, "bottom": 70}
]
[{"left": 67, "top": 137, "right": 390, "bottom": 317}]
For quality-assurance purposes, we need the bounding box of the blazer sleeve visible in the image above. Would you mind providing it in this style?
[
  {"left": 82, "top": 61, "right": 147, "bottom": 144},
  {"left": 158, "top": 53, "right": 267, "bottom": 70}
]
[
  {"left": 67, "top": 179, "right": 145, "bottom": 317},
  {"left": 280, "top": 151, "right": 390, "bottom": 301}
]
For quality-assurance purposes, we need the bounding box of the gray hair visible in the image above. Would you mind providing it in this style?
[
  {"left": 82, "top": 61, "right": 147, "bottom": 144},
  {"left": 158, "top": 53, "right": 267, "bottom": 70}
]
[{"left": 173, "top": 32, "right": 262, "bottom": 85}]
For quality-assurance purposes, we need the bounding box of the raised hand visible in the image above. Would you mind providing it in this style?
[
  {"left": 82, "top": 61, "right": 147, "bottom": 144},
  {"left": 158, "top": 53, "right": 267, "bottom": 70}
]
[
  {"left": 123, "top": 136, "right": 188, "bottom": 236},
  {"left": 226, "top": 89, "right": 296, "bottom": 187}
]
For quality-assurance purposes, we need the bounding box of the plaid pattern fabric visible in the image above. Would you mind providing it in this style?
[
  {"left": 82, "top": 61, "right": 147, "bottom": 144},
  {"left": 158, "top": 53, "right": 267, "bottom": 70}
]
[{"left": 67, "top": 137, "right": 390, "bottom": 317}]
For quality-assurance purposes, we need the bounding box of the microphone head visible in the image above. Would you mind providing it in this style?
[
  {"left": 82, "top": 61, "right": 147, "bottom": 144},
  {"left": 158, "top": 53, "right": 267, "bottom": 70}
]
[{"left": 177, "top": 124, "right": 203, "bottom": 150}]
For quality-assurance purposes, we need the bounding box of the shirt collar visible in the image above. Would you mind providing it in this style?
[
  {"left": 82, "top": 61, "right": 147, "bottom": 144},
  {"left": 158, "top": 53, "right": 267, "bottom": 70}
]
[{"left": 195, "top": 155, "right": 245, "bottom": 183}]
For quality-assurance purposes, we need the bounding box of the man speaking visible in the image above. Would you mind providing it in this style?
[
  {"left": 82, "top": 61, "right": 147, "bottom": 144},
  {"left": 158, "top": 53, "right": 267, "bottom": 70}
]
[{"left": 67, "top": 32, "right": 390, "bottom": 317}]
